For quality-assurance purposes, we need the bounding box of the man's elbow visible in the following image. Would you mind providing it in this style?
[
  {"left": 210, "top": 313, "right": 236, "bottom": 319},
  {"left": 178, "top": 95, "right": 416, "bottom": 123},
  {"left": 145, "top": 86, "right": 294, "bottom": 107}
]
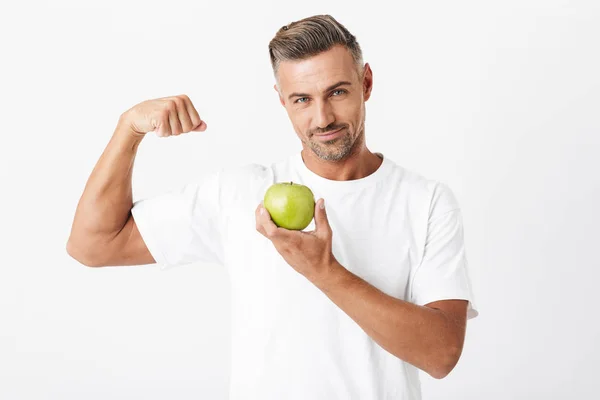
[
  {"left": 66, "top": 238, "right": 103, "bottom": 267},
  {"left": 429, "top": 345, "right": 463, "bottom": 380}
]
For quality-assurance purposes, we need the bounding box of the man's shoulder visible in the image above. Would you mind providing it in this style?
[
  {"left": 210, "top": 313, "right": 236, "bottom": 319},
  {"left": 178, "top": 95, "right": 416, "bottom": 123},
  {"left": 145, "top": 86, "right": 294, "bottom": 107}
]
[
  {"left": 218, "top": 162, "right": 272, "bottom": 182},
  {"left": 216, "top": 153, "right": 297, "bottom": 185},
  {"left": 212, "top": 160, "right": 277, "bottom": 206},
  {"left": 387, "top": 162, "right": 438, "bottom": 193},
  {"left": 388, "top": 161, "right": 460, "bottom": 214}
]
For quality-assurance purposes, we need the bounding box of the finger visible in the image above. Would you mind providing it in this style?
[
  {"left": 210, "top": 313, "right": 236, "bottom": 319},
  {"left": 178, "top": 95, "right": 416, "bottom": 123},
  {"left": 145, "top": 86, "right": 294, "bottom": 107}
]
[
  {"left": 314, "top": 198, "right": 331, "bottom": 238},
  {"left": 257, "top": 204, "right": 283, "bottom": 239},
  {"left": 255, "top": 204, "right": 268, "bottom": 237},
  {"left": 156, "top": 108, "right": 171, "bottom": 137},
  {"left": 173, "top": 96, "right": 194, "bottom": 132},
  {"left": 192, "top": 120, "right": 207, "bottom": 132},
  {"left": 168, "top": 101, "right": 183, "bottom": 136},
  {"left": 181, "top": 95, "right": 207, "bottom": 132}
]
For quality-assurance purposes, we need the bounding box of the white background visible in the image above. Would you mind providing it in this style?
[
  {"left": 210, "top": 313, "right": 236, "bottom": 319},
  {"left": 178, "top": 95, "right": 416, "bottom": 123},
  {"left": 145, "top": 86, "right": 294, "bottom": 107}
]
[{"left": 1, "top": 0, "right": 599, "bottom": 399}]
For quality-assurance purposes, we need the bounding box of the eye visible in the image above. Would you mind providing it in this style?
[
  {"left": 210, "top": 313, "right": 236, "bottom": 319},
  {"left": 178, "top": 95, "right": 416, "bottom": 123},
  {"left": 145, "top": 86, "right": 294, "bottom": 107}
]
[
  {"left": 295, "top": 97, "right": 309, "bottom": 104},
  {"left": 332, "top": 89, "right": 347, "bottom": 96}
]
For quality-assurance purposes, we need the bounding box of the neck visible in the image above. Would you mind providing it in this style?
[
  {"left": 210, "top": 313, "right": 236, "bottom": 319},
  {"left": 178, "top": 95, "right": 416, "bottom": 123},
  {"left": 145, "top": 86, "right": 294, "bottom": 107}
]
[{"left": 301, "top": 144, "right": 383, "bottom": 181}]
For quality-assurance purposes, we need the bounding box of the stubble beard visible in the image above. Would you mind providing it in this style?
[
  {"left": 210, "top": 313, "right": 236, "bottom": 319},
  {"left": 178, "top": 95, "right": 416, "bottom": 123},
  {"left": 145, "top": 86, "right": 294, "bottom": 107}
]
[{"left": 308, "top": 115, "right": 366, "bottom": 162}]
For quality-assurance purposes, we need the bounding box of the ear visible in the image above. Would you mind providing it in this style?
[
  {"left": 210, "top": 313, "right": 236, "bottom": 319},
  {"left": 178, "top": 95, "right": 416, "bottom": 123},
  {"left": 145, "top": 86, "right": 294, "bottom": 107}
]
[
  {"left": 362, "top": 63, "right": 373, "bottom": 102},
  {"left": 274, "top": 84, "right": 285, "bottom": 107}
]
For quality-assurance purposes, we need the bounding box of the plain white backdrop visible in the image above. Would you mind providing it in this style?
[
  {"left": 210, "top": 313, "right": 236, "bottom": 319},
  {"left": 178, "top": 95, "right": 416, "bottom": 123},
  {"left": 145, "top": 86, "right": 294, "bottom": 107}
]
[{"left": 1, "top": 0, "right": 598, "bottom": 398}]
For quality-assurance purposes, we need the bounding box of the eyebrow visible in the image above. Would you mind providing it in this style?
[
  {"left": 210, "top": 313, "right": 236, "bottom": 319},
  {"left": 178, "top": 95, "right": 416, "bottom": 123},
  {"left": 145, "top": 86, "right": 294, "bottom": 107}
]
[{"left": 287, "top": 81, "right": 352, "bottom": 101}]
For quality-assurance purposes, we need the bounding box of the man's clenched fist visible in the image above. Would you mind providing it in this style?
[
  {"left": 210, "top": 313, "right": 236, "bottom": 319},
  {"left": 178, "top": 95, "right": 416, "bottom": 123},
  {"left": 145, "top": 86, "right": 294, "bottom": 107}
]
[{"left": 119, "top": 94, "right": 207, "bottom": 138}]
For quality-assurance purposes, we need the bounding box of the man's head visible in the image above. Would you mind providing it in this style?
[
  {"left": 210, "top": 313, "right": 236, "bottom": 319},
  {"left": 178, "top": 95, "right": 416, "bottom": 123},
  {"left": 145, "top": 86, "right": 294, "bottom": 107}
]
[{"left": 269, "top": 15, "right": 373, "bottom": 162}]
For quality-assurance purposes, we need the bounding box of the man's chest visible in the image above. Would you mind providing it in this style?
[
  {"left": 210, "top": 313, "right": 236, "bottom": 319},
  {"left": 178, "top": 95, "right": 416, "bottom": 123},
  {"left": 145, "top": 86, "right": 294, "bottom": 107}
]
[{"left": 223, "top": 196, "right": 418, "bottom": 300}]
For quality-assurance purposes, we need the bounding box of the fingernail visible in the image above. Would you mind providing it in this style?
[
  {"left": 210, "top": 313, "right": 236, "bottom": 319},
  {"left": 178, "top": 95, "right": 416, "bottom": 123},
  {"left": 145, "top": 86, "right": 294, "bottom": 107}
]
[
  {"left": 320, "top": 199, "right": 325, "bottom": 209},
  {"left": 260, "top": 207, "right": 264, "bottom": 215}
]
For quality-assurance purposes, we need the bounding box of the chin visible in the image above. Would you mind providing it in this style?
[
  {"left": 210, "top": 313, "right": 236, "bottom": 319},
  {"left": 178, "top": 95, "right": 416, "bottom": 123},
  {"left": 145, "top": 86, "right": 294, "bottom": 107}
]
[{"left": 311, "top": 144, "right": 352, "bottom": 162}]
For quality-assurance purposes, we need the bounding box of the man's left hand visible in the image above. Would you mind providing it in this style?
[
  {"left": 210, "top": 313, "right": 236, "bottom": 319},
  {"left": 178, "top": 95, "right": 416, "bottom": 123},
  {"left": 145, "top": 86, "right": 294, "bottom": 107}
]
[{"left": 255, "top": 198, "right": 339, "bottom": 282}]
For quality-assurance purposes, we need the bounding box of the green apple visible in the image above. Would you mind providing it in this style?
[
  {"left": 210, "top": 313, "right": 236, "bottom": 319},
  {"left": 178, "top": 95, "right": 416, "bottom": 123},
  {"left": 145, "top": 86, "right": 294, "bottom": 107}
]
[{"left": 263, "top": 181, "right": 315, "bottom": 230}]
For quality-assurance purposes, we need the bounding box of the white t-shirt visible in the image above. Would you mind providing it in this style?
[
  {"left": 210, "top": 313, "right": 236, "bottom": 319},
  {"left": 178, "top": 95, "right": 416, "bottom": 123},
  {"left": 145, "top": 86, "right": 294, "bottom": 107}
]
[{"left": 131, "top": 151, "right": 478, "bottom": 400}]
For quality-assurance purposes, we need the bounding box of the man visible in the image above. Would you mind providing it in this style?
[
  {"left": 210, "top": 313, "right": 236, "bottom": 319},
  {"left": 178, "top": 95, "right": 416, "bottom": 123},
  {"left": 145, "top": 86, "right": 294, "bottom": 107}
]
[{"left": 67, "top": 14, "right": 478, "bottom": 400}]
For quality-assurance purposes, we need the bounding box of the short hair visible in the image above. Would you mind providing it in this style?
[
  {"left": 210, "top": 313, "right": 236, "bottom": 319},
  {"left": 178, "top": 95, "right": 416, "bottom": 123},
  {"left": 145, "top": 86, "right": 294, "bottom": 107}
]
[{"left": 268, "top": 14, "right": 364, "bottom": 83}]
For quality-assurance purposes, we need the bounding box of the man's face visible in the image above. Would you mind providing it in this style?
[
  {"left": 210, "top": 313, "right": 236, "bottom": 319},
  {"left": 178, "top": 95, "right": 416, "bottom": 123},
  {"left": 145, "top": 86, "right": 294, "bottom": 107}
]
[{"left": 275, "top": 45, "right": 373, "bottom": 162}]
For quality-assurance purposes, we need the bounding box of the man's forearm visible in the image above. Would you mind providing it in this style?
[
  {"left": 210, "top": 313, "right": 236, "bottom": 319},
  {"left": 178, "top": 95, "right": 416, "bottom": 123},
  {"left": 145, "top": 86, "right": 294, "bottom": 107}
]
[{"left": 310, "top": 261, "right": 465, "bottom": 379}]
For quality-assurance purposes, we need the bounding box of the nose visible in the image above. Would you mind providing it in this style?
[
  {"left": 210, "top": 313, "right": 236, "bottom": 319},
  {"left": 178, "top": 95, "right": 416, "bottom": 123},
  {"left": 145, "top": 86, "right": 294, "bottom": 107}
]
[{"left": 314, "top": 100, "right": 335, "bottom": 131}]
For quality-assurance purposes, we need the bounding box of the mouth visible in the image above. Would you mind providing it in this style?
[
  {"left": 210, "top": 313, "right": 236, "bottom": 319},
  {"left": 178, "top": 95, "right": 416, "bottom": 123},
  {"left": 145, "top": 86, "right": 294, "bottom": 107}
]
[{"left": 314, "top": 127, "right": 345, "bottom": 141}]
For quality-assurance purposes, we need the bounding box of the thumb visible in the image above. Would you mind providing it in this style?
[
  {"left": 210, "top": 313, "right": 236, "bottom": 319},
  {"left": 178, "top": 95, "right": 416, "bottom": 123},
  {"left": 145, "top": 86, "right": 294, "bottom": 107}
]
[
  {"left": 192, "top": 120, "right": 207, "bottom": 132},
  {"left": 314, "top": 198, "right": 331, "bottom": 236}
]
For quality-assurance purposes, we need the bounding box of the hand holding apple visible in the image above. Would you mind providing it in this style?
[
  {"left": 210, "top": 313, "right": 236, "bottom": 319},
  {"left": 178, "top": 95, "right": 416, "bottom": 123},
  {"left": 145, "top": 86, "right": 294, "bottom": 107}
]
[{"left": 255, "top": 196, "right": 339, "bottom": 283}]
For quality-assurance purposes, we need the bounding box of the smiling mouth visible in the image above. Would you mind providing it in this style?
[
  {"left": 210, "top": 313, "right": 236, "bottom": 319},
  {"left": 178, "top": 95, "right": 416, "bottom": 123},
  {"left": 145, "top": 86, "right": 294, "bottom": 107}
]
[
  {"left": 312, "top": 127, "right": 345, "bottom": 142},
  {"left": 315, "top": 127, "right": 344, "bottom": 137}
]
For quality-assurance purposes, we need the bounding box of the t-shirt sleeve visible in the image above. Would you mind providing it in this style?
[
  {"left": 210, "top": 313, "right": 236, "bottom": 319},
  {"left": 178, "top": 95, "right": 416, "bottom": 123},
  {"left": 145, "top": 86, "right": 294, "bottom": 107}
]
[
  {"left": 409, "top": 183, "right": 479, "bottom": 319},
  {"left": 130, "top": 169, "right": 225, "bottom": 269}
]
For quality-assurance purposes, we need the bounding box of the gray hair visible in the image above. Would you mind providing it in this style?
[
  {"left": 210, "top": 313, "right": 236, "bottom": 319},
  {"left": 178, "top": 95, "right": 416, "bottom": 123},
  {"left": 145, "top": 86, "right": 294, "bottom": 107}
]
[{"left": 268, "top": 15, "right": 364, "bottom": 86}]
